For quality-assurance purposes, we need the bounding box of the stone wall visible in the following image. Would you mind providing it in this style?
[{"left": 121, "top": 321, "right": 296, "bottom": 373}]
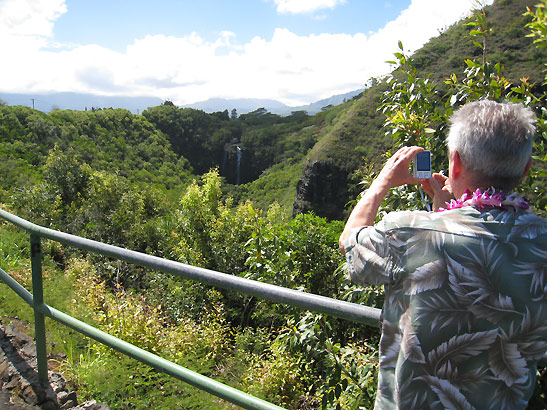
[{"left": 0, "top": 319, "right": 109, "bottom": 410}]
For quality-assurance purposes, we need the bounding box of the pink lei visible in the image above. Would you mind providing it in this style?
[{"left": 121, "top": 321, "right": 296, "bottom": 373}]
[{"left": 438, "top": 188, "right": 529, "bottom": 212}]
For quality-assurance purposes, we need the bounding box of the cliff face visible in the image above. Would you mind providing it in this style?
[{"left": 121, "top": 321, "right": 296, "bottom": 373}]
[
  {"left": 292, "top": 84, "right": 389, "bottom": 221},
  {"left": 292, "top": 160, "right": 349, "bottom": 220}
]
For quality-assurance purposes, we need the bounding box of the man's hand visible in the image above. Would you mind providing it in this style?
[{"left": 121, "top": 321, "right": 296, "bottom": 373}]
[
  {"left": 421, "top": 173, "right": 455, "bottom": 211},
  {"left": 375, "top": 146, "right": 424, "bottom": 189},
  {"left": 339, "top": 146, "right": 425, "bottom": 253}
]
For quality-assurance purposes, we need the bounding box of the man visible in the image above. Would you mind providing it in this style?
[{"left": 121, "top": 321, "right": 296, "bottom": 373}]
[{"left": 340, "top": 100, "right": 547, "bottom": 409}]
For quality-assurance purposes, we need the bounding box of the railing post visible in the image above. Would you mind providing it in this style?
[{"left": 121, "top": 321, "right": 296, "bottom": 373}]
[{"left": 30, "top": 233, "right": 48, "bottom": 384}]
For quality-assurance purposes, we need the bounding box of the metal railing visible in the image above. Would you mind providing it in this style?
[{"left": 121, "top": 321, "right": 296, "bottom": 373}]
[{"left": 0, "top": 208, "right": 381, "bottom": 410}]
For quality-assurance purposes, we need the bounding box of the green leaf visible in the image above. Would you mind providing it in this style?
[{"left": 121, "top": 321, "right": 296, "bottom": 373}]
[{"left": 322, "top": 393, "right": 328, "bottom": 409}]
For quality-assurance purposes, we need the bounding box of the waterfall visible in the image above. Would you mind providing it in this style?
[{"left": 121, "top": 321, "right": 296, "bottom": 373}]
[{"left": 236, "top": 146, "right": 242, "bottom": 185}]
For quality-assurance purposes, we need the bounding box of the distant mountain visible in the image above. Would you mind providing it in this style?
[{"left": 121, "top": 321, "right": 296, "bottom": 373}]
[
  {"left": 0, "top": 89, "right": 364, "bottom": 116},
  {"left": 291, "top": 89, "right": 364, "bottom": 115},
  {"left": 182, "top": 89, "right": 364, "bottom": 115},
  {"left": 0, "top": 92, "right": 163, "bottom": 114}
]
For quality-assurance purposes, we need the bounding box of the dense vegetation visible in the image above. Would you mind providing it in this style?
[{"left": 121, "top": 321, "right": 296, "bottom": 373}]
[
  {"left": 0, "top": 0, "right": 546, "bottom": 409},
  {"left": 0, "top": 99, "right": 348, "bottom": 213}
]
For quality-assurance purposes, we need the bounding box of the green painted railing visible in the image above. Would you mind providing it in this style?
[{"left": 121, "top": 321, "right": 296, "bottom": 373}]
[{"left": 0, "top": 208, "right": 381, "bottom": 409}]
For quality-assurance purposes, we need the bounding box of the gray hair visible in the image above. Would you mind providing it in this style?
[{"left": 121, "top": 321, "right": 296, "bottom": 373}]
[{"left": 446, "top": 100, "right": 536, "bottom": 190}]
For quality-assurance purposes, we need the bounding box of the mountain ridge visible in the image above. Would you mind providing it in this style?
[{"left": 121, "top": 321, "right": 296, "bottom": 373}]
[
  {"left": 180, "top": 89, "right": 364, "bottom": 115},
  {"left": 0, "top": 92, "right": 163, "bottom": 114},
  {"left": 0, "top": 89, "right": 363, "bottom": 116}
]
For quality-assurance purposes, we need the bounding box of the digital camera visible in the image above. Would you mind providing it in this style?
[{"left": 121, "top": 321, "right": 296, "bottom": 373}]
[{"left": 413, "top": 151, "right": 432, "bottom": 179}]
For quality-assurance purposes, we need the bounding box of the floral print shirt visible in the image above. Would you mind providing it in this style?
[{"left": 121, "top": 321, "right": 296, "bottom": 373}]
[{"left": 344, "top": 206, "right": 547, "bottom": 409}]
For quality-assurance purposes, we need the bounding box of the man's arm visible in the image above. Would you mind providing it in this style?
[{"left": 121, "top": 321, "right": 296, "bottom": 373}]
[{"left": 339, "top": 146, "right": 424, "bottom": 254}]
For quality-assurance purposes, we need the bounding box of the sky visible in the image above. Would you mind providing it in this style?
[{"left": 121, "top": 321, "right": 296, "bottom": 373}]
[{"left": 0, "top": 0, "right": 494, "bottom": 107}]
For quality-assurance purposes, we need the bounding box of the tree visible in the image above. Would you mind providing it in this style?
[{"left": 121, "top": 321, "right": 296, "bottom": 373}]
[{"left": 43, "top": 145, "right": 91, "bottom": 206}]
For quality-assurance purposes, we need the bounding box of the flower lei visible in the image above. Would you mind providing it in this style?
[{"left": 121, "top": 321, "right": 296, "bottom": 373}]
[{"left": 438, "top": 188, "right": 529, "bottom": 212}]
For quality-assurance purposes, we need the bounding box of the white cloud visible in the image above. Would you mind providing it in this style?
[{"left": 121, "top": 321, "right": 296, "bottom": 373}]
[
  {"left": 271, "top": 0, "right": 347, "bottom": 14},
  {"left": 0, "top": 0, "right": 495, "bottom": 106},
  {"left": 0, "top": 0, "right": 66, "bottom": 37},
  {"left": 376, "top": 0, "right": 492, "bottom": 54},
  {"left": 0, "top": 0, "right": 68, "bottom": 91}
]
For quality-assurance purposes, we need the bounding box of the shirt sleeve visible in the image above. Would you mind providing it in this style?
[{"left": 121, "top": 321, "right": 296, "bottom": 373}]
[{"left": 344, "top": 220, "right": 395, "bottom": 287}]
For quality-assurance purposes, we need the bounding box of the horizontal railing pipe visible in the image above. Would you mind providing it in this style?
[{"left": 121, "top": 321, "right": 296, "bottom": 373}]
[
  {"left": 0, "top": 209, "right": 381, "bottom": 327},
  {"left": 0, "top": 267, "right": 285, "bottom": 410},
  {"left": 0, "top": 266, "right": 34, "bottom": 306},
  {"left": 38, "top": 303, "right": 285, "bottom": 410}
]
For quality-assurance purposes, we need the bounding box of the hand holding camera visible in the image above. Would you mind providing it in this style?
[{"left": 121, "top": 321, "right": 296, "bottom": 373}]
[
  {"left": 411, "top": 149, "right": 456, "bottom": 210},
  {"left": 374, "top": 146, "right": 425, "bottom": 190},
  {"left": 421, "top": 173, "right": 455, "bottom": 211},
  {"left": 376, "top": 147, "right": 455, "bottom": 211}
]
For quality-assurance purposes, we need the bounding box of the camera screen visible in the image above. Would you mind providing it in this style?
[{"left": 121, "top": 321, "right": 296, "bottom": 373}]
[{"left": 416, "top": 152, "right": 431, "bottom": 171}]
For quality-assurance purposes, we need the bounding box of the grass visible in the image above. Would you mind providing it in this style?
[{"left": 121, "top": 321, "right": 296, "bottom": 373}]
[
  {"left": 0, "top": 222, "right": 298, "bottom": 409},
  {"left": 0, "top": 225, "right": 229, "bottom": 408}
]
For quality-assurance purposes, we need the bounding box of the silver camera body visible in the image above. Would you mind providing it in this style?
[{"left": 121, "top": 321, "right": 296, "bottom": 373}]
[{"left": 413, "top": 151, "right": 432, "bottom": 179}]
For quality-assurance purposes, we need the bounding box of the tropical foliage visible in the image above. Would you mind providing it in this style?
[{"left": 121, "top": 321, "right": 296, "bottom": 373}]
[{"left": 0, "top": 1, "right": 546, "bottom": 409}]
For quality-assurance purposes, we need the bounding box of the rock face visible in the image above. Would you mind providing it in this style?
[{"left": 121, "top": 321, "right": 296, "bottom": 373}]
[
  {"left": 293, "top": 160, "right": 349, "bottom": 221},
  {"left": 0, "top": 319, "right": 110, "bottom": 410}
]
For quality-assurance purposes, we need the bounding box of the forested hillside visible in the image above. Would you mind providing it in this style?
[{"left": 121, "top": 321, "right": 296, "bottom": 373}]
[
  {"left": 295, "top": 0, "right": 547, "bottom": 220},
  {"left": 0, "top": 0, "right": 546, "bottom": 409},
  {"left": 0, "top": 99, "right": 348, "bottom": 213},
  {"left": 412, "top": 0, "right": 547, "bottom": 86}
]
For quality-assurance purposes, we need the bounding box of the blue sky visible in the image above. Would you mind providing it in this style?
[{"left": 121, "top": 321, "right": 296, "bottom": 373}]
[
  {"left": 52, "top": 1, "right": 411, "bottom": 52},
  {"left": 0, "top": 0, "right": 491, "bottom": 106}
]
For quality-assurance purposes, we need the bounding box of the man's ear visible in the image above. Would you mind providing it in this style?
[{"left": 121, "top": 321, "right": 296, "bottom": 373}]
[
  {"left": 522, "top": 157, "right": 533, "bottom": 179},
  {"left": 449, "top": 150, "right": 464, "bottom": 179}
]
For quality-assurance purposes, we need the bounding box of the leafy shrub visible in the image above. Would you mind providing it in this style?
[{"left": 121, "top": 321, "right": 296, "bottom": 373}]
[{"left": 242, "top": 338, "right": 306, "bottom": 407}]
